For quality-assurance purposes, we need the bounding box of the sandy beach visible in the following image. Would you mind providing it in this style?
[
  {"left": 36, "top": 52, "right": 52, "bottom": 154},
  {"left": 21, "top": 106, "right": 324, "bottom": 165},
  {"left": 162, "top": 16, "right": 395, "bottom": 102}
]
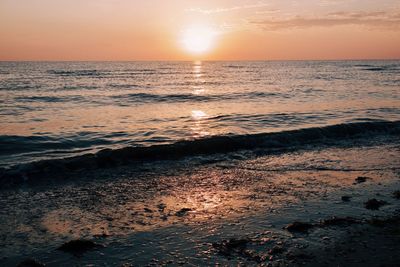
[{"left": 1, "top": 133, "right": 399, "bottom": 266}]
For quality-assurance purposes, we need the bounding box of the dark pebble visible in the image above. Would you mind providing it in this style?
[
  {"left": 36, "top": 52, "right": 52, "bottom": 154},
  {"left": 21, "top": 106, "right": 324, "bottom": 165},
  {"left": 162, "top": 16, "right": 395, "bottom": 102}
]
[
  {"left": 341, "top": 196, "right": 352, "bottom": 202},
  {"left": 355, "top": 176, "right": 370, "bottom": 184},
  {"left": 157, "top": 203, "right": 166, "bottom": 212},
  {"left": 175, "top": 208, "right": 192, "bottom": 217},
  {"left": 212, "top": 238, "right": 249, "bottom": 256},
  {"left": 285, "top": 221, "right": 314, "bottom": 233},
  {"left": 393, "top": 191, "right": 400, "bottom": 199},
  {"left": 364, "top": 199, "right": 387, "bottom": 210},
  {"left": 57, "top": 239, "right": 102, "bottom": 255}
]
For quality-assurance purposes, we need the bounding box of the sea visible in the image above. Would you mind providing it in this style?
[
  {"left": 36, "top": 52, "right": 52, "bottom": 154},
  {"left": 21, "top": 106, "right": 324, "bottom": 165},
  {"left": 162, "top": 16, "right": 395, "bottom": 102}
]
[{"left": 0, "top": 60, "right": 399, "bottom": 173}]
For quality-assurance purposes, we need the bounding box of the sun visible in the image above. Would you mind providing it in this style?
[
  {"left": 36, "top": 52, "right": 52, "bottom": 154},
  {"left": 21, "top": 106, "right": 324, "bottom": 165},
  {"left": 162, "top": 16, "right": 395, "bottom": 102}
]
[{"left": 181, "top": 26, "right": 216, "bottom": 55}]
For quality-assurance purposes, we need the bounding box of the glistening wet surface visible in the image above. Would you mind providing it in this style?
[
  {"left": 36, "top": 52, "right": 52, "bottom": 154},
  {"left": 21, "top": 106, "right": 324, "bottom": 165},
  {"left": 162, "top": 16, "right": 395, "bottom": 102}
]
[{"left": 1, "top": 136, "right": 399, "bottom": 266}]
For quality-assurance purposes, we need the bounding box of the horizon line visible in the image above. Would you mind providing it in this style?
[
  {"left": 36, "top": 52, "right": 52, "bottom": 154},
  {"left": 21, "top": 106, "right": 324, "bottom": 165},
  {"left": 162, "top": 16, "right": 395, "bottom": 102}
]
[{"left": 1, "top": 58, "right": 399, "bottom": 63}]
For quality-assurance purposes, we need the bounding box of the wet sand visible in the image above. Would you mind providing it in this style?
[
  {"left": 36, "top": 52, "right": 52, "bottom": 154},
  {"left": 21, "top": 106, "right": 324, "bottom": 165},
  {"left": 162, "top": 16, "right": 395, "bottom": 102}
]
[{"left": 1, "top": 137, "right": 400, "bottom": 266}]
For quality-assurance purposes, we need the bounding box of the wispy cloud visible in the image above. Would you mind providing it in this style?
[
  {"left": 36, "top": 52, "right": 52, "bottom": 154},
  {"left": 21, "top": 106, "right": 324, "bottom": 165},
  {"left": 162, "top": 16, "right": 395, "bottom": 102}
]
[
  {"left": 186, "top": 2, "right": 270, "bottom": 15},
  {"left": 251, "top": 10, "right": 400, "bottom": 30},
  {"left": 318, "top": 0, "right": 355, "bottom": 7}
]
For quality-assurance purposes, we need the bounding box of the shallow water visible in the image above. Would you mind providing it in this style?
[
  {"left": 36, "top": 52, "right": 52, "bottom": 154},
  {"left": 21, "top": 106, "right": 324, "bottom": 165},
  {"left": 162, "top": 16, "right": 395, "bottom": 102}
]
[{"left": 0, "top": 60, "right": 399, "bottom": 167}]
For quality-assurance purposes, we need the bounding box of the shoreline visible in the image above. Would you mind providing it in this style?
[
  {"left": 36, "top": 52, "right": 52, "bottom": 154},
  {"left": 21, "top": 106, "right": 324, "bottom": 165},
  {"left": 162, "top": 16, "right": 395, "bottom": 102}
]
[{"left": 1, "top": 120, "right": 399, "bottom": 189}]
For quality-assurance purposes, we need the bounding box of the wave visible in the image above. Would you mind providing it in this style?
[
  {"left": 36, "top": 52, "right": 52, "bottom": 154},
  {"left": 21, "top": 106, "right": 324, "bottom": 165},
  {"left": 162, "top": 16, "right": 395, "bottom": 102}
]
[
  {"left": 61, "top": 85, "right": 100, "bottom": 91},
  {"left": 112, "top": 91, "right": 285, "bottom": 104},
  {"left": 224, "top": 65, "right": 246, "bottom": 69},
  {"left": 48, "top": 69, "right": 104, "bottom": 77},
  {"left": 15, "top": 95, "right": 85, "bottom": 103},
  {"left": 354, "top": 63, "right": 400, "bottom": 72},
  {"left": 47, "top": 69, "right": 163, "bottom": 78},
  {"left": 0, "top": 134, "right": 114, "bottom": 156},
  {"left": 0, "top": 84, "right": 41, "bottom": 91},
  {"left": 0, "top": 120, "right": 399, "bottom": 187},
  {"left": 107, "top": 83, "right": 141, "bottom": 89}
]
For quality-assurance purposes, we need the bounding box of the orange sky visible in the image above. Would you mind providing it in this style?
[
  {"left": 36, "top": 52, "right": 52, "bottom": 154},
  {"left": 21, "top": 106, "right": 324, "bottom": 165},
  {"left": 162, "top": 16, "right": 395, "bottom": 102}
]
[{"left": 1, "top": 0, "right": 399, "bottom": 61}]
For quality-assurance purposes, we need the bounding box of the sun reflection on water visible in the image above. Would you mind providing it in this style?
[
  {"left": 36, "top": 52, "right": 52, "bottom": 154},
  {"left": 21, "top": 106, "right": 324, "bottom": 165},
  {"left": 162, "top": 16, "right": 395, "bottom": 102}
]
[
  {"left": 192, "top": 61, "right": 205, "bottom": 95},
  {"left": 192, "top": 86, "right": 205, "bottom": 95},
  {"left": 190, "top": 110, "right": 210, "bottom": 138},
  {"left": 193, "top": 66, "right": 202, "bottom": 78},
  {"left": 191, "top": 110, "right": 207, "bottom": 120},
  {"left": 190, "top": 61, "right": 211, "bottom": 138}
]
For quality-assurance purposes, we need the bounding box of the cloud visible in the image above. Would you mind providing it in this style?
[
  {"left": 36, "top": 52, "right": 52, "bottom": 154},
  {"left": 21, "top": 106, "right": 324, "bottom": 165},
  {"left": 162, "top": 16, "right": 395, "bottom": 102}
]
[
  {"left": 318, "top": 0, "right": 355, "bottom": 7},
  {"left": 251, "top": 10, "right": 400, "bottom": 30},
  {"left": 186, "top": 2, "right": 270, "bottom": 14}
]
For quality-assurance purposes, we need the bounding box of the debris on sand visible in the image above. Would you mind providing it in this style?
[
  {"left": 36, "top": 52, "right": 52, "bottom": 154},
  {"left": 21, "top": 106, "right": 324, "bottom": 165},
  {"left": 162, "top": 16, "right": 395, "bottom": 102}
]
[
  {"left": 215, "top": 214, "right": 400, "bottom": 264},
  {"left": 212, "top": 238, "right": 249, "bottom": 255},
  {"left": 17, "top": 258, "right": 45, "bottom": 267},
  {"left": 157, "top": 203, "right": 166, "bottom": 212},
  {"left": 212, "top": 238, "right": 267, "bottom": 262},
  {"left": 354, "top": 176, "right": 370, "bottom": 184},
  {"left": 364, "top": 199, "right": 388, "bottom": 210},
  {"left": 57, "top": 239, "right": 102, "bottom": 255},
  {"left": 175, "top": 208, "right": 192, "bottom": 217},
  {"left": 144, "top": 208, "right": 153, "bottom": 213},
  {"left": 393, "top": 191, "right": 400, "bottom": 199},
  {"left": 285, "top": 221, "right": 314, "bottom": 233},
  {"left": 285, "top": 216, "right": 360, "bottom": 234},
  {"left": 241, "top": 249, "right": 265, "bottom": 263},
  {"left": 341, "top": 196, "right": 352, "bottom": 202}
]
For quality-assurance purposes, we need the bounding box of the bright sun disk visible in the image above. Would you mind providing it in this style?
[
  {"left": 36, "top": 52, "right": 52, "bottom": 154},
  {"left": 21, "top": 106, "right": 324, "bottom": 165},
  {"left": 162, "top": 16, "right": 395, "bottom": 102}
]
[{"left": 181, "top": 26, "right": 216, "bottom": 54}]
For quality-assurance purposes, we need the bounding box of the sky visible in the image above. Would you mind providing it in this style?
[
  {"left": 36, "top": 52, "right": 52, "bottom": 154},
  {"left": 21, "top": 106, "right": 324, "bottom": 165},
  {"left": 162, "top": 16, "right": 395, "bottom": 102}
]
[{"left": 1, "top": 0, "right": 400, "bottom": 60}]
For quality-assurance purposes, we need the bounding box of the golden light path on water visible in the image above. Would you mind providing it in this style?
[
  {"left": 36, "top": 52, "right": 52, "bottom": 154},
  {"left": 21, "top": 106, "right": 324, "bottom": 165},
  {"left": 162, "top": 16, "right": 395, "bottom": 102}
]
[{"left": 190, "top": 61, "right": 211, "bottom": 138}]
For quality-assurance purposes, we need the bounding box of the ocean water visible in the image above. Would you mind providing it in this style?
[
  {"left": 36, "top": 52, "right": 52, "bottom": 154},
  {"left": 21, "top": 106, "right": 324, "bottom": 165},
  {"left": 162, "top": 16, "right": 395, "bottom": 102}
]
[{"left": 0, "top": 60, "right": 399, "bottom": 169}]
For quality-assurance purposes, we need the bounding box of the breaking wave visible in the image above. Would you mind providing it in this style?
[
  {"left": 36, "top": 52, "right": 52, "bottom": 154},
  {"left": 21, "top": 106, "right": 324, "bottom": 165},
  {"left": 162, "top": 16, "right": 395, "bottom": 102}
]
[{"left": 1, "top": 120, "right": 399, "bottom": 186}]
